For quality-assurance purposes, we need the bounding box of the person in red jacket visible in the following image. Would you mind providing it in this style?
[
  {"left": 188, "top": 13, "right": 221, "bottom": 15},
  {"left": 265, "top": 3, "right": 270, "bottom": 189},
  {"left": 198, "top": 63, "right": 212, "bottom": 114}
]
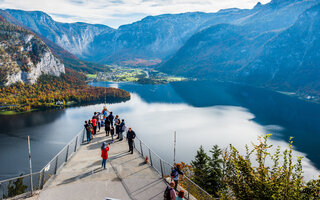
[
  {"left": 92, "top": 117, "right": 97, "bottom": 135},
  {"left": 101, "top": 142, "right": 109, "bottom": 169}
]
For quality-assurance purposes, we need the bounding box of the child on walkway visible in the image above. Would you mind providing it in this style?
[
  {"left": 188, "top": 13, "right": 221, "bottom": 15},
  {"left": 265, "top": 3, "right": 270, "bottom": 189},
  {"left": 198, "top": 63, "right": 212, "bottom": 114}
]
[{"left": 101, "top": 142, "right": 110, "bottom": 169}]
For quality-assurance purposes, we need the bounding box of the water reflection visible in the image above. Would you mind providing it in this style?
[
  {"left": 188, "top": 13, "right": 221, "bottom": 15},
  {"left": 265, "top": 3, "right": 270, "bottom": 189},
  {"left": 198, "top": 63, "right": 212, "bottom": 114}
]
[
  {"left": 92, "top": 81, "right": 320, "bottom": 179},
  {"left": 91, "top": 82, "right": 185, "bottom": 104},
  {"left": 0, "top": 81, "right": 319, "bottom": 180},
  {"left": 169, "top": 81, "right": 320, "bottom": 170},
  {"left": 100, "top": 93, "right": 319, "bottom": 180}
]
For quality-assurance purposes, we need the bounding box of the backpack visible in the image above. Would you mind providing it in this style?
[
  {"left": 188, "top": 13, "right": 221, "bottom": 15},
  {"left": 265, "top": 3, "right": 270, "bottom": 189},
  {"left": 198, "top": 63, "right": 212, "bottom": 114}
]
[
  {"left": 122, "top": 125, "right": 126, "bottom": 132},
  {"left": 171, "top": 169, "right": 177, "bottom": 178},
  {"left": 164, "top": 186, "right": 172, "bottom": 200}
]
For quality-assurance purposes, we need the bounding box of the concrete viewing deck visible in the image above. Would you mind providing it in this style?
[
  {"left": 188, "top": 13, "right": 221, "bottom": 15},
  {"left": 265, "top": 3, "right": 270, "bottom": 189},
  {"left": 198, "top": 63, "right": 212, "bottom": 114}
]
[{"left": 31, "top": 130, "right": 167, "bottom": 200}]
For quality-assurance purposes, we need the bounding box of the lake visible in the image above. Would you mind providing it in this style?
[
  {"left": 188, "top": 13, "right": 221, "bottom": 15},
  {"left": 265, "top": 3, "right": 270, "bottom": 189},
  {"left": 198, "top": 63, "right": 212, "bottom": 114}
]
[{"left": 0, "top": 80, "right": 319, "bottom": 180}]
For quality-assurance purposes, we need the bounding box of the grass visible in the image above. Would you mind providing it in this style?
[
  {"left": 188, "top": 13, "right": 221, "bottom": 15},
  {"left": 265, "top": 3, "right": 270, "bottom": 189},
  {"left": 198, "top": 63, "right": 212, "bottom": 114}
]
[
  {"left": 167, "top": 77, "right": 187, "bottom": 82},
  {"left": 87, "top": 74, "right": 97, "bottom": 78},
  {"left": 0, "top": 109, "right": 36, "bottom": 115},
  {"left": 0, "top": 110, "right": 17, "bottom": 115}
]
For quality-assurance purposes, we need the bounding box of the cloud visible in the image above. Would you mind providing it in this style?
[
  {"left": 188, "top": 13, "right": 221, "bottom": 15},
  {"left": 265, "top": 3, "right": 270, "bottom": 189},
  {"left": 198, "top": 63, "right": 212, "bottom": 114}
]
[{"left": 0, "top": 0, "right": 271, "bottom": 28}]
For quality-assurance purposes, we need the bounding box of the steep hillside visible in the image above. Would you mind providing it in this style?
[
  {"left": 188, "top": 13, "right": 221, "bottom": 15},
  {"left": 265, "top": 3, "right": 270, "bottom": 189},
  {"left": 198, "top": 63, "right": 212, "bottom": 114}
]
[
  {"left": 89, "top": 12, "right": 248, "bottom": 64},
  {"left": 241, "top": 3, "right": 320, "bottom": 97},
  {"left": 0, "top": 9, "right": 109, "bottom": 73},
  {"left": 0, "top": 19, "right": 65, "bottom": 85},
  {"left": 159, "top": 1, "right": 320, "bottom": 98},
  {"left": 159, "top": 24, "right": 277, "bottom": 77},
  {"left": 0, "top": 17, "right": 130, "bottom": 114},
  {"left": 0, "top": 68, "right": 130, "bottom": 113}
]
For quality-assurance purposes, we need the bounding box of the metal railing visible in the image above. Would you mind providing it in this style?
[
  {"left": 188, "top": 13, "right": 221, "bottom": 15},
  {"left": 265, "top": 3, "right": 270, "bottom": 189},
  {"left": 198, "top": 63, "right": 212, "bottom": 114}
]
[
  {"left": 132, "top": 136, "right": 214, "bottom": 200},
  {"left": 0, "top": 128, "right": 214, "bottom": 200},
  {"left": 0, "top": 129, "right": 86, "bottom": 199}
]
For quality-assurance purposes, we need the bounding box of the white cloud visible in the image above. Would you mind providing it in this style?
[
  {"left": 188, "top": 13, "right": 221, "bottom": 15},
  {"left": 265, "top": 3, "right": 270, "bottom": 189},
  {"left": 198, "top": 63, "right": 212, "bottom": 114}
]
[{"left": 0, "top": 0, "right": 271, "bottom": 28}]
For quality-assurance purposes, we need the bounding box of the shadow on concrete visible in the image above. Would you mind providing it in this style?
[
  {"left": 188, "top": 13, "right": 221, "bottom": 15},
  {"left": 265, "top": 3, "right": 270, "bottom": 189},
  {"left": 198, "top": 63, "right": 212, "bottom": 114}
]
[
  {"left": 108, "top": 152, "right": 131, "bottom": 161},
  {"left": 116, "top": 155, "right": 141, "bottom": 166},
  {"left": 123, "top": 165, "right": 152, "bottom": 179},
  {"left": 149, "top": 190, "right": 164, "bottom": 200},
  {"left": 87, "top": 160, "right": 101, "bottom": 168},
  {"left": 87, "top": 138, "right": 114, "bottom": 150},
  {"left": 56, "top": 167, "right": 103, "bottom": 186},
  {"left": 131, "top": 178, "right": 163, "bottom": 194}
]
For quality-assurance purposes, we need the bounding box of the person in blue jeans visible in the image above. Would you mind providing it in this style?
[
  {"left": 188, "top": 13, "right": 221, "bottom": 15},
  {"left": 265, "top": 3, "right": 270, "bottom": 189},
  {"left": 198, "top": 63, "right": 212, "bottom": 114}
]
[
  {"left": 171, "top": 164, "right": 184, "bottom": 191},
  {"left": 84, "top": 121, "right": 92, "bottom": 143},
  {"left": 101, "top": 142, "right": 110, "bottom": 169}
]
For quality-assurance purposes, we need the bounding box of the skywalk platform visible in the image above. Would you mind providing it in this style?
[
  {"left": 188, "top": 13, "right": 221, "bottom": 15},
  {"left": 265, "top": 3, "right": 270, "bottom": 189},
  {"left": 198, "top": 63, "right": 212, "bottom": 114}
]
[{"left": 31, "top": 130, "right": 167, "bottom": 200}]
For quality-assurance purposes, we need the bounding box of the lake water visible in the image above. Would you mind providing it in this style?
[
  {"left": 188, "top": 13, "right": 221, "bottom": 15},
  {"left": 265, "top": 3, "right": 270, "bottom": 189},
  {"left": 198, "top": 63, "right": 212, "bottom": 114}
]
[{"left": 0, "top": 81, "right": 319, "bottom": 180}]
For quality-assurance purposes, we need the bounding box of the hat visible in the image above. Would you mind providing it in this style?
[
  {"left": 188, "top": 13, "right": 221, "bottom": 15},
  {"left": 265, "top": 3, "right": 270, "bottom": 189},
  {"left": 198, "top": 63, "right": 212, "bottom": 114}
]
[{"left": 178, "top": 190, "right": 184, "bottom": 198}]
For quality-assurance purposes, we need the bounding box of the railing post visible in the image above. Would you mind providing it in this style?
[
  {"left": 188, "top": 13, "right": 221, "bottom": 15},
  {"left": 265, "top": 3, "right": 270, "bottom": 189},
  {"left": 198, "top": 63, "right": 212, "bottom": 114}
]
[
  {"left": 38, "top": 171, "right": 42, "bottom": 190},
  {"left": 40, "top": 170, "right": 45, "bottom": 189},
  {"left": 140, "top": 140, "right": 143, "bottom": 157},
  {"left": 149, "top": 149, "right": 153, "bottom": 166},
  {"left": 82, "top": 129, "right": 85, "bottom": 143},
  {"left": 74, "top": 136, "right": 78, "bottom": 152},
  {"left": 187, "top": 180, "right": 190, "bottom": 199},
  {"left": 160, "top": 160, "right": 164, "bottom": 178},
  {"left": 54, "top": 156, "right": 58, "bottom": 174},
  {"left": 65, "top": 145, "right": 69, "bottom": 162},
  {"left": 30, "top": 173, "right": 33, "bottom": 195}
]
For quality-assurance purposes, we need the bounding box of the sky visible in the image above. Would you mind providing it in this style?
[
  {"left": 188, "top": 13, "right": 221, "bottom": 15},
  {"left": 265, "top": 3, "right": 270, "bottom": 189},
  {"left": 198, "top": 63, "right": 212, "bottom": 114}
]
[{"left": 0, "top": 0, "right": 271, "bottom": 28}]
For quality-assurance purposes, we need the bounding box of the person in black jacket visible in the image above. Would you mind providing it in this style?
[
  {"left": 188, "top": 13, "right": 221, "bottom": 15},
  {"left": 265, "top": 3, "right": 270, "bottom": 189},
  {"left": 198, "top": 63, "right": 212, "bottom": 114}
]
[
  {"left": 119, "top": 119, "right": 125, "bottom": 141},
  {"left": 108, "top": 112, "right": 114, "bottom": 126},
  {"left": 105, "top": 118, "right": 111, "bottom": 136},
  {"left": 115, "top": 119, "right": 121, "bottom": 139},
  {"left": 84, "top": 121, "right": 92, "bottom": 143},
  {"left": 126, "top": 127, "right": 136, "bottom": 154}
]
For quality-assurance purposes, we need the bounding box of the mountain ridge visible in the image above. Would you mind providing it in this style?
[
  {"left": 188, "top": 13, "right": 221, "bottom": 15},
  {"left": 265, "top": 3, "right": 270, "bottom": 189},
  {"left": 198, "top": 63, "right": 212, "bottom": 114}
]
[
  {"left": 0, "top": 9, "right": 109, "bottom": 73},
  {"left": 160, "top": 2, "right": 320, "bottom": 98}
]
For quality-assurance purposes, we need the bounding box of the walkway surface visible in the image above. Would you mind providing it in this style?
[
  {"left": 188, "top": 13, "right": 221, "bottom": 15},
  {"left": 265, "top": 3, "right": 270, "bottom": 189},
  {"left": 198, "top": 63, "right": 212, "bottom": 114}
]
[{"left": 33, "top": 130, "right": 167, "bottom": 200}]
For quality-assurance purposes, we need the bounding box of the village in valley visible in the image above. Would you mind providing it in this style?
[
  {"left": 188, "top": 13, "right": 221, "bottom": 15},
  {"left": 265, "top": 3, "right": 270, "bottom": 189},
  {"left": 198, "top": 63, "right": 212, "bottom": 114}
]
[{"left": 88, "top": 65, "right": 187, "bottom": 84}]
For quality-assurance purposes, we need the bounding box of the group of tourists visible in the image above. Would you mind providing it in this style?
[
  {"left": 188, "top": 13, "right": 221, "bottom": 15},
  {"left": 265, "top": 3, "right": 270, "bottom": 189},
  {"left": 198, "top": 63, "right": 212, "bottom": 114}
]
[
  {"left": 164, "top": 163, "right": 185, "bottom": 200},
  {"left": 84, "top": 106, "right": 185, "bottom": 199},
  {"left": 84, "top": 106, "right": 136, "bottom": 170}
]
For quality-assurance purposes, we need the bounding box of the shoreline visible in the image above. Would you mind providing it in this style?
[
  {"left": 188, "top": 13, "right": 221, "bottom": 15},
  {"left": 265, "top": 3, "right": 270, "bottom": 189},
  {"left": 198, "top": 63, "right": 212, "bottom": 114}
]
[{"left": 0, "top": 96, "right": 130, "bottom": 116}]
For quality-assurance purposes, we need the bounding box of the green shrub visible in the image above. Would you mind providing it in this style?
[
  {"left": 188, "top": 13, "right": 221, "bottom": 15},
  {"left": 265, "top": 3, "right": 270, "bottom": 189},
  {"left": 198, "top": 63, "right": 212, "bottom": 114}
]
[{"left": 188, "top": 135, "right": 320, "bottom": 199}]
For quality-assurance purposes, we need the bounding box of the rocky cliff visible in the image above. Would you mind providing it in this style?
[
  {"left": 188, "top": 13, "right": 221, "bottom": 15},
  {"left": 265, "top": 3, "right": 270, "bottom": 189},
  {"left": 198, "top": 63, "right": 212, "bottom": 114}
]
[{"left": 0, "top": 20, "right": 65, "bottom": 85}]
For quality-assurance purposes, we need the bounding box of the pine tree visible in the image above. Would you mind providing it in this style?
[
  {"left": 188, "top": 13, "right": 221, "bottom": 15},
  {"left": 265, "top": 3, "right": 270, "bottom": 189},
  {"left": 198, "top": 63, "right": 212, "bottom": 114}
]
[
  {"left": 208, "top": 145, "right": 223, "bottom": 197},
  {"left": 191, "top": 146, "right": 210, "bottom": 189}
]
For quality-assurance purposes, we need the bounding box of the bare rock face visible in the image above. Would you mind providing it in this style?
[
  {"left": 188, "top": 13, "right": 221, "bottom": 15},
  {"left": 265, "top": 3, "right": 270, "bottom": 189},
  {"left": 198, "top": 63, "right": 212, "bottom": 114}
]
[
  {"left": 5, "top": 51, "right": 65, "bottom": 85},
  {"left": 0, "top": 21, "right": 65, "bottom": 85}
]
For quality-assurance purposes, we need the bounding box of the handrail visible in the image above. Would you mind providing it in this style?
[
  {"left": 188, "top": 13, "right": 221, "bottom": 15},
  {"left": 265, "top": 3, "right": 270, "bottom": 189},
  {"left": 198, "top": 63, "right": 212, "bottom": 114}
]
[
  {"left": 39, "top": 128, "right": 84, "bottom": 172},
  {"left": 1, "top": 128, "right": 213, "bottom": 199},
  {"left": 0, "top": 128, "right": 86, "bottom": 199},
  {"left": 133, "top": 135, "right": 213, "bottom": 199},
  {"left": 0, "top": 172, "right": 41, "bottom": 184}
]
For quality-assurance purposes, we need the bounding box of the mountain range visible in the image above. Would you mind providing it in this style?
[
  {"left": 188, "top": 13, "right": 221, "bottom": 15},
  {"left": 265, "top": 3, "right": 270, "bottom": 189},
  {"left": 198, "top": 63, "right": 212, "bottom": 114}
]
[
  {"left": 160, "top": 1, "right": 320, "bottom": 97},
  {"left": 0, "top": 0, "right": 319, "bottom": 98}
]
